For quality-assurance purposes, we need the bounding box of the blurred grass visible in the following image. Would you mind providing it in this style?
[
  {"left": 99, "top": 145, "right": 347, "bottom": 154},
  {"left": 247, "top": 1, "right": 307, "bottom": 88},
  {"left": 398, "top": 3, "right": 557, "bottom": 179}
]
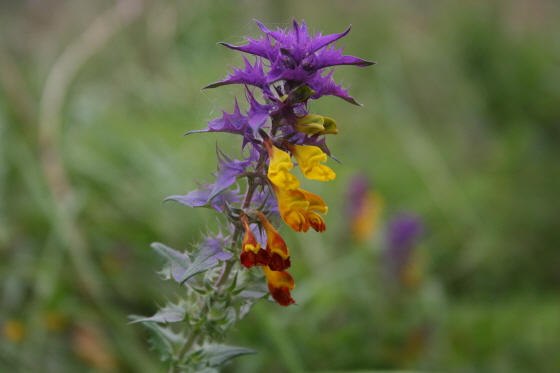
[{"left": 1, "top": 0, "right": 559, "bottom": 372}]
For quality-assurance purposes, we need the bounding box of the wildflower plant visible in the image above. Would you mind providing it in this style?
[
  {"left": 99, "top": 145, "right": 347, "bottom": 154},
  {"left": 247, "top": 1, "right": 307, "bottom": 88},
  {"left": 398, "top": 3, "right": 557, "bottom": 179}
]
[{"left": 132, "top": 19, "right": 374, "bottom": 372}]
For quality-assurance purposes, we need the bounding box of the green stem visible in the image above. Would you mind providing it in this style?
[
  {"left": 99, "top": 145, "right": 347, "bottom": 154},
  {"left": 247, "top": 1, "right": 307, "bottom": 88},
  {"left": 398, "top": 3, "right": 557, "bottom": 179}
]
[
  {"left": 242, "top": 177, "right": 257, "bottom": 210},
  {"left": 215, "top": 260, "right": 235, "bottom": 288},
  {"left": 173, "top": 173, "right": 264, "bottom": 367},
  {"left": 170, "top": 330, "right": 199, "bottom": 373}
]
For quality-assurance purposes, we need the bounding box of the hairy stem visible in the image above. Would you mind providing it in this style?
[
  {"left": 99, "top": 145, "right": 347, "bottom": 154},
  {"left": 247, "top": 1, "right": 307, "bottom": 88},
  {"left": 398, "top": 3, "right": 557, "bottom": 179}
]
[
  {"left": 170, "top": 330, "right": 198, "bottom": 373},
  {"left": 173, "top": 176, "right": 263, "bottom": 367}
]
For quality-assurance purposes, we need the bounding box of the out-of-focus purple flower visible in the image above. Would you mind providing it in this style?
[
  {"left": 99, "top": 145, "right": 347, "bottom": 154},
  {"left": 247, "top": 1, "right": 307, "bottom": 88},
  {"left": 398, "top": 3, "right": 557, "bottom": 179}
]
[
  {"left": 346, "top": 175, "right": 371, "bottom": 220},
  {"left": 384, "top": 213, "right": 424, "bottom": 286}
]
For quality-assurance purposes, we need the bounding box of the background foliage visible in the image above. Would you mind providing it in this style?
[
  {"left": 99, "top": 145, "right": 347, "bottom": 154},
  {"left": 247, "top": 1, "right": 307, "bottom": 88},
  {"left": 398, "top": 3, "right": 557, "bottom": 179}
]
[{"left": 1, "top": 0, "right": 559, "bottom": 372}]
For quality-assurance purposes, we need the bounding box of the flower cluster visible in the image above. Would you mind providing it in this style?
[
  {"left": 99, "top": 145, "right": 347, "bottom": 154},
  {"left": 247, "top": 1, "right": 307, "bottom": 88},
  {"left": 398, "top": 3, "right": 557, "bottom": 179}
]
[{"left": 172, "top": 19, "right": 374, "bottom": 306}]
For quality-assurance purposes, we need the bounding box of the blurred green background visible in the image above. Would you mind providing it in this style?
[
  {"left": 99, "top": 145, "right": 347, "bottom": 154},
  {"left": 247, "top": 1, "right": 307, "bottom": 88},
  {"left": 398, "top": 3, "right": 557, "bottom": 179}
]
[{"left": 1, "top": 0, "right": 559, "bottom": 372}]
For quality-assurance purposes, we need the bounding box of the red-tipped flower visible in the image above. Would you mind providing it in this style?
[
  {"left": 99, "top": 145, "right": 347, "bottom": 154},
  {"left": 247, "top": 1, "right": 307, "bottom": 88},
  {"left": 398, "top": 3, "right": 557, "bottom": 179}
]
[
  {"left": 256, "top": 211, "right": 291, "bottom": 271},
  {"left": 240, "top": 215, "right": 270, "bottom": 268},
  {"left": 263, "top": 266, "right": 295, "bottom": 306},
  {"left": 272, "top": 184, "right": 328, "bottom": 233}
]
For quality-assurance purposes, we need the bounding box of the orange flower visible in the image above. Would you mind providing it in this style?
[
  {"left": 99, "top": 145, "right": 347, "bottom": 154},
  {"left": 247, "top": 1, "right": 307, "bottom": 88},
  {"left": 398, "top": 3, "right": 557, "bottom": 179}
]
[
  {"left": 256, "top": 211, "right": 291, "bottom": 271},
  {"left": 272, "top": 184, "right": 328, "bottom": 233},
  {"left": 263, "top": 266, "right": 295, "bottom": 306},
  {"left": 239, "top": 216, "right": 270, "bottom": 268}
]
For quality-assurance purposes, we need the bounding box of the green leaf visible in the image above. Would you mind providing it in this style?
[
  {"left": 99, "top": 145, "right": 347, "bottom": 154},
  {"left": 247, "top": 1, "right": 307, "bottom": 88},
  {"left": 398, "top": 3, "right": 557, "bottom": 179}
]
[
  {"left": 201, "top": 344, "right": 257, "bottom": 367},
  {"left": 237, "top": 290, "right": 268, "bottom": 299},
  {"left": 178, "top": 246, "right": 220, "bottom": 285},
  {"left": 191, "top": 368, "right": 219, "bottom": 373},
  {"left": 129, "top": 301, "right": 186, "bottom": 324},
  {"left": 129, "top": 317, "right": 185, "bottom": 362},
  {"left": 151, "top": 242, "right": 191, "bottom": 283}
]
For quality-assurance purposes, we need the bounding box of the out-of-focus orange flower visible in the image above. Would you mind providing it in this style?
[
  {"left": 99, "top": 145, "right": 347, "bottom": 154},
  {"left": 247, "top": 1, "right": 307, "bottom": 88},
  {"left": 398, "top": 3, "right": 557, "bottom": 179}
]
[
  {"left": 3, "top": 319, "right": 25, "bottom": 343},
  {"left": 345, "top": 175, "right": 383, "bottom": 242},
  {"left": 353, "top": 191, "right": 383, "bottom": 242},
  {"left": 73, "top": 323, "right": 118, "bottom": 372}
]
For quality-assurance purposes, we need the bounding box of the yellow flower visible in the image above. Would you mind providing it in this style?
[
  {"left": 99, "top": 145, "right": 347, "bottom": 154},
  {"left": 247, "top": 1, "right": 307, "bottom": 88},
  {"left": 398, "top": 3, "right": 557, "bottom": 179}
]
[
  {"left": 263, "top": 266, "right": 295, "bottom": 306},
  {"left": 287, "top": 144, "right": 336, "bottom": 181},
  {"left": 266, "top": 142, "right": 300, "bottom": 190},
  {"left": 352, "top": 191, "right": 383, "bottom": 242},
  {"left": 3, "top": 319, "right": 25, "bottom": 343},
  {"left": 272, "top": 184, "right": 328, "bottom": 233}
]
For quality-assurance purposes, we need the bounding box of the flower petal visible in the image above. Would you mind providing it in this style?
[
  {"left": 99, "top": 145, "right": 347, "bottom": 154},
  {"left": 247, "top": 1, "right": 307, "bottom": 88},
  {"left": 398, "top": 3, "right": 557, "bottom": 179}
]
[
  {"left": 289, "top": 144, "right": 336, "bottom": 181},
  {"left": 263, "top": 266, "right": 295, "bottom": 306},
  {"left": 267, "top": 144, "right": 300, "bottom": 190}
]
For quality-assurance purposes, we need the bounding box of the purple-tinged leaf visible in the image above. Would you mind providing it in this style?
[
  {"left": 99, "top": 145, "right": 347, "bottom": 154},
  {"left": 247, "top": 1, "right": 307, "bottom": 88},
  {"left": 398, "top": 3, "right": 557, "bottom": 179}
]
[
  {"left": 179, "top": 234, "right": 232, "bottom": 285},
  {"left": 253, "top": 19, "right": 372, "bottom": 73},
  {"left": 185, "top": 98, "right": 247, "bottom": 136},
  {"left": 309, "top": 26, "right": 352, "bottom": 54},
  {"left": 251, "top": 187, "right": 279, "bottom": 215},
  {"left": 218, "top": 35, "right": 276, "bottom": 61},
  {"left": 312, "top": 44, "right": 375, "bottom": 70},
  {"left": 209, "top": 149, "right": 251, "bottom": 201},
  {"left": 246, "top": 90, "right": 271, "bottom": 134},
  {"left": 165, "top": 183, "right": 240, "bottom": 212},
  {"left": 184, "top": 99, "right": 261, "bottom": 148},
  {"left": 200, "top": 233, "right": 234, "bottom": 261},
  {"left": 265, "top": 61, "right": 311, "bottom": 84},
  {"left": 309, "top": 70, "right": 361, "bottom": 105},
  {"left": 203, "top": 56, "right": 268, "bottom": 90}
]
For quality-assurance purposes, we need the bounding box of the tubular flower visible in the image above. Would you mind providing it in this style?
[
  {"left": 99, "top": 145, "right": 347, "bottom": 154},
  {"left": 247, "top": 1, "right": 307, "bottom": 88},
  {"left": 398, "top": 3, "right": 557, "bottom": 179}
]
[
  {"left": 240, "top": 216, "right": 270, "bottom": 269},
  {"left": 256, "top": 211, "right": 291, "bottom": 271},
  {"left": 295, "top": 114, "right": 325, "bottom": 135},
  {"left": 272, "top": 184, "right": 328, "bottom": 233},
  {"left": 287, "top": 144, "right": 336, "bottom": 181},
  {"left": 263, "top": 266, "right": 295, "bottom": 306},
  {"left": 317, "top": 116, "right": 339, "bottom": 135},
  {"left": 294, "top": 114, "right": 338, "bottom": 135},
  {"left": 298, "top": 188, "right": 329, "bottom": 232},
  {"left": 266, "top": 142, "right": 300, "bottom": 190}
]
